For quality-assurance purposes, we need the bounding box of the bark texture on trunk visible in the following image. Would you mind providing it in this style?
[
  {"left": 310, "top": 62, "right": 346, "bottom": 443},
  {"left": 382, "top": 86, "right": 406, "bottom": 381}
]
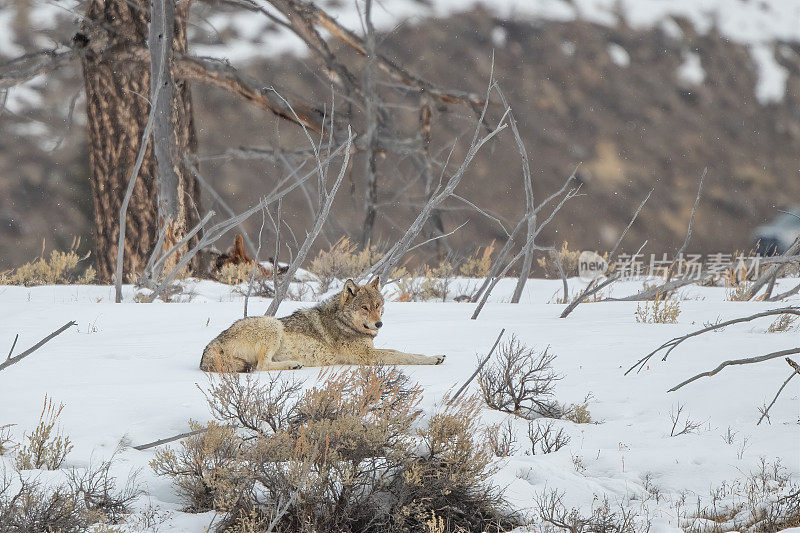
[{"left": 76, "top": 0, "right": 199, "bottom": 282}]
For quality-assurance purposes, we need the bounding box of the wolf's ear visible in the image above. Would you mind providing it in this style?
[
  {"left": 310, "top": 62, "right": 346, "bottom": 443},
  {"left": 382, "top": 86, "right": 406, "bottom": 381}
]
[
  {"left": 370, "top": 277, "right": 380, "bottom": 289},
  {"left": 341, "top": 279, "right": 358, "bottom": 304}
]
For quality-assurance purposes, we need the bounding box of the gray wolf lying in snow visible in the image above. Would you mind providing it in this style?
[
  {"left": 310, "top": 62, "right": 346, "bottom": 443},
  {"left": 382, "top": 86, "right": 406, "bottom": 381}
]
[{"left": 200, "top": 278, "right": 446, "bottom": 372}]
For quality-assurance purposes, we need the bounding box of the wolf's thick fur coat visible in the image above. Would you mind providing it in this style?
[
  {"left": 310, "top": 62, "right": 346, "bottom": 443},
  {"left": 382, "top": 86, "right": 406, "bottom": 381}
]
[{"left": 200, "top": 278, "right": 445, "bottom": 372}]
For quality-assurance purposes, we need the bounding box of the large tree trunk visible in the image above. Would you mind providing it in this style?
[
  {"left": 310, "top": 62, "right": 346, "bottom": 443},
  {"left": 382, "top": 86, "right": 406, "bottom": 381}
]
[{"left": 76, "top": 0, "right": 199, "bottom": 282}]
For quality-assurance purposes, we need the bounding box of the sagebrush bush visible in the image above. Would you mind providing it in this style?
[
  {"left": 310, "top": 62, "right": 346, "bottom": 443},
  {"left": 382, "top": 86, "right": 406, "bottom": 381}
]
[
  {"left": 536, "top": 242, "right": 582, "bottom": 279},
  {"left": 392, "top": 262, "right": 456, "bottom": 302},
  {"left": 151, "top": 420, "right": 245, "bottom": 512},
  {"left": 459, "top": 241, "right": 496, "bottom": 278},
  {"left": 153, "top": 367, "right": 517, "bottom": 532},
  {"left": 308, "top": 237, "right": 384, "bottom": 292},
  {"left": 15, "top": 395, "right": 73, "bottom": 470},
  {"left": 216, "top": 262, "right": 258, "bottom": 286},
  {"left": 0, "top": 247, "right": 95, "bottom": 286},
  {"left": 478, "top": 336, "right": 561, "bottom": 418},
  {"left": 635, "top": 293, "right": 681, "bottom": 324}
]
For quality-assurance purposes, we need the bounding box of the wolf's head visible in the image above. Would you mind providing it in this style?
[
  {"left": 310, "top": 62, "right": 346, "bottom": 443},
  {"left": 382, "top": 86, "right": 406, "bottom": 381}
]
[{"left": 339, "top": 278, "right": 384, "bottom": 337}]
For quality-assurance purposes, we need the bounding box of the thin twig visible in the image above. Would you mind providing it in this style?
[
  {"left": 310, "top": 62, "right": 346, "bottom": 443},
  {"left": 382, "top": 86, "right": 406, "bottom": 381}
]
[
  {"left": 265, "top": 127, "right": 353, "bottom": 316},
  {"left": 757, "top": 359, "right": 799, "bottom": 425},
  {"left": 559, "top": 188, "right": 653, "bottom": 319},
  {"left": 6, "top": 334, "right": 19, "bottom": 361},
  {"left": 244, "top": 205, "right": 267, "bottom": 318}
]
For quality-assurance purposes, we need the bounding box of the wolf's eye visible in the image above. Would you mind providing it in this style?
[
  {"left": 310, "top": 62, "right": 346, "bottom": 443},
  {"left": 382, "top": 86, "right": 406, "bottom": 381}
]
[{"left": 362, "top": 305, "right": 369, "bottom": 311}]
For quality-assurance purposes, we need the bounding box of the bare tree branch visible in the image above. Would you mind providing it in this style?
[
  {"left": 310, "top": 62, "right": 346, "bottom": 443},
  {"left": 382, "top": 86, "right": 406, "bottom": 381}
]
[
  {"left": 364, "top": 64, "right": 509, "bottom": 282},
  {"left": 744, "top": 236, "right": 800, "bottom": 301},
  {"left": 133, "top": 427, "right": 208, "bottom": 451},
  {"left": 0, "top": 47, "right": 76, "bottom": 89},
  {"left": 115, "top": 23, "right": 170, "bottom": 303},
  {"left": 668, "top": 347, "right": 800, "bottom": 392},
  {"left": 666, "top": 167, "right": 706, "bottom": 282},
  {"left": 185, "top": 156, "right": 258, "bottom": 257},
  {"left": 0, "top": 322, "right": 77, "bottom": 373},
  {"left": 265, "top": 127, "right": 353, "bottom": 316},
  {"left": 244, "top": 205, "right": 267, "bottom": 318},
  {"left": 626, "top": 306, "right": 800, "bottom": 375}
]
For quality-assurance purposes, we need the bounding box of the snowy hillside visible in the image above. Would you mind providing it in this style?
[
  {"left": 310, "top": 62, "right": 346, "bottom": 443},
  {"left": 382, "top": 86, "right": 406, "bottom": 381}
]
[
  {"left": 6, "top": 0, "right": 800, "bottom": 108},
  {"left": 0, "top": 277, "right": 798, "bottom": 531}
]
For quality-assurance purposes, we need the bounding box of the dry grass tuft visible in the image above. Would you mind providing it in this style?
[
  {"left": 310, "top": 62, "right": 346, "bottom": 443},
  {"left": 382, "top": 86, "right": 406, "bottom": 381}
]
[
  {"left": 15, "top": 395, "right": 73, "bottom": 470},
  {"left": 0, "top": 239, "right": 95, "bottom": 286},
  {"left": 635, "top": 293, "right": 681, "bottom": 324},
  {"left": 459, "top": 241, "right": 496, "bottom": 278},
  {"left": 216, "top": 262, "right": 258, "bottom": 286},
  {"left": 767, "top": 313, "right": 798, "bottom": 333},
  {"left": 562, "top": 401, "right": 593, "bottom": 424}
]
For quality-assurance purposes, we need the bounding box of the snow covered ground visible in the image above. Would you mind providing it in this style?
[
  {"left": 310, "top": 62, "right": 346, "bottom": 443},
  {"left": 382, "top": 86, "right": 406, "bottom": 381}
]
[{"left": 0, "top": 277, "right": 798, "bottom": 531}]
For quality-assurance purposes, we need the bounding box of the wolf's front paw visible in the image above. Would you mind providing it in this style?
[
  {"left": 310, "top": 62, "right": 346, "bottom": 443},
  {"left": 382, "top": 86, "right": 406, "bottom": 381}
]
[
  {"left": 290, "top": 362, "right": 304, "bottom": 370},
  {"left": 433, "top": 355, "right": 446, "bottom": 365}
]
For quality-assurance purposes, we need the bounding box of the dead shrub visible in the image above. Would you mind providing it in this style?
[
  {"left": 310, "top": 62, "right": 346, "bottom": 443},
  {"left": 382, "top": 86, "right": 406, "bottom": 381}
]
[
  {"left": 308, "top": 237, "right": 383, "bottom": 292},
  {"left": 66, "top": 450, "right": 142, "bottom": 524},
  {"left": 487, "top": 419, "right": 517, "bottom": 457},
  {"left": 0, "top": 453, "right": 140, "bottom": 532},
  {"left": 527, "top": 420, "right": 570, "bottom": 455},
  {"left": 0, "top": 239, "right": 95, "bottom": 286},
  {"left": 533, "top": 489, "right": 647, "bottom": 532},
  {"left": 15, "top": 395, "right": 73, "bottom": 470},
  {"left": 478, "top": 336, "right": 561, "bottom": 418},
  {"left": 154, "top": 367, "right": 517, "bottom": 532},
  {"left": 635, "top": 293, "right": 681, "bottom": 324}
]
